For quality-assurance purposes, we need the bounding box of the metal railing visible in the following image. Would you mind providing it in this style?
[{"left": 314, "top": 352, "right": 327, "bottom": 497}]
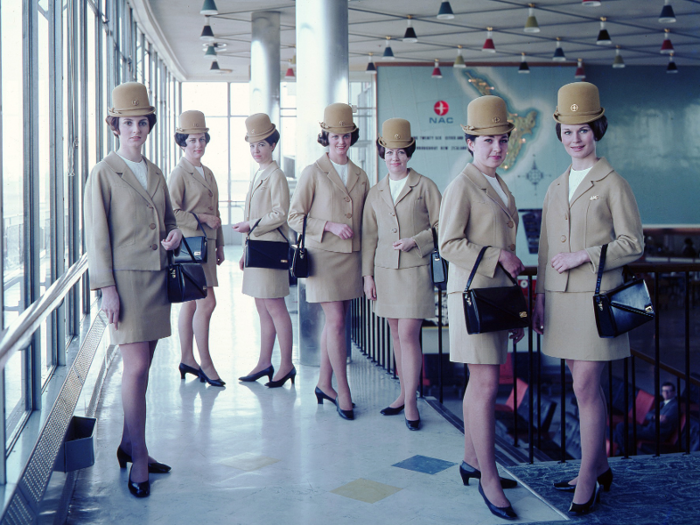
[{"left": 350, "top": 261, "right": 700, "bottom": 464}]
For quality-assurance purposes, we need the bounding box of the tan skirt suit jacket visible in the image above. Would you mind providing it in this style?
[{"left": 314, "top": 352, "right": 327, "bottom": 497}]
[
  {"left": 536, "top": 157, "right": 643, "bottom": 361},
  {"left": 84, "top": 152, "right": 178, "bottom": 345},
  {"left": 361, "top": 169, "right": 442, "bottom": 319},
  {"left": 241, "top": 161, "right": 291, "bottom": 299},
  {"left": 288, "top": 153, "right": 369, "bottom": 303},
  {"left": 168, "top": 157, "right": 224, "bottom": 287},
  {"left": 438, "top": 164, "right": 519, "bottom": 365}
]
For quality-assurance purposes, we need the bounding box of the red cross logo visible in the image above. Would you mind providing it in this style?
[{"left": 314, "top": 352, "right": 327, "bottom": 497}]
[{"left": 434, "top": 101, "right": 449, "bottom": 116}]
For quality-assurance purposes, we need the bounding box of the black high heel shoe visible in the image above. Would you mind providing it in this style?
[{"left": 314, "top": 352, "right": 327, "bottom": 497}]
[
  {"left": 239, "top": 365, "right": 274, "bottom": 383},
  {"left": 179, "top": 363, "right": 201, "bottom": 380},
  {"left": 478, "top": 481, "right": 517, "bottom": 520},
  {"left": 459, "top": 461, "right": 517, "bottom": 489},
  {"left": 199, "top": 369, "right": 225, "bottom": 387},
  {"left": 336, "top": 398, "right": 355, "bottom": 420},
  {"left": 128, "top": 466, "right": 150, "bottom": 498},
  {"left": 553, "top": 467, "right": 612, "bottom": 492},
  {"left": 380, "top": 405, "right": 404, "bottom": 416},
  {"left": 405, "top": 416, "right": 421, "bottom": 431},
  {"left": 315, "top": 387, "right": 355, "bottom": 406},
  {"left": 117, "top": 447, "right": 171, "bottom": 474},
  {"left": 265, "top": 366, "right": 297, "bottom": 388},
  {"left": 569, "top": 481, "right": 600, "bottom": 515}
]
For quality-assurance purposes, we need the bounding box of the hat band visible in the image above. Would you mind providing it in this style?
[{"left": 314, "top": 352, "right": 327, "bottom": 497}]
[
  {"left": 109, "top": 106, "right": 156, "bottom": 117},
  {"left": 176, "top": 126, "right": 210, "bottom": 134},
  {"left": 555, "top": 107, "right": 602, "bottom": 117},
  {"left": 320, "top": 122, "right": 357, "bottom": 133},
  {"left": 378, "top": 136, "right": 415, "bottom": 149},
  {"left": 245, "top": 124, "right": 277, "bottom": 142},
  {"left": 460, "top": 122, "right": 514, "bottom": 135}
]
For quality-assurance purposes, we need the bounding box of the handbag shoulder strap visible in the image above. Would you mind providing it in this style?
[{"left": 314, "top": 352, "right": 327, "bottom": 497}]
[
  {"left": 465, "top": 246, "right": 489, "bottom": 292},
  {"left": 297, "top": 215, "right": 307, "bottom": 249},
  {"left": 432, "top": 227, "right": 439, "bottom": 251},
  {"left": 595, "top": 244, "right": 608, "bottom": 295},
  {"left": 191, "top": 212, "right": 206, "bottom": 236},
  {"left": 248, "top": 218, "right": 290, "bottom": 244}
]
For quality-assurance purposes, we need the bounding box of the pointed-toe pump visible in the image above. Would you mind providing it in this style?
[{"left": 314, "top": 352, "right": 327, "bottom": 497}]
[
  {"left": 239, "top": 365, "right": 274, "bottom": 383},
  {"left": 380, "top": 405, "right": 404, "bottom": 416},
  {"left": 117, "top": 447, "right": 171, "bottom": 474},
  {"left": 568, "top": 482, "right": 600, "bottom": 515},
  {"left": 336, "top": 399, "right": 355, "bottom": 421},
  {"left": 178, "top": 363, "right": 201, "bottom": 380},
  {"left": 405, "top": 416, "right": 421, "bottom": 431},
  {"left": 128, "top": 466, "right": 150, "bottom": 498},
  {"left": 265, "top": 366, "right": 297, "bottom": 388},
  {"left": 478, "top": 482, "right": 517, "bottom": 521},
  {"left": 199, "top": 369, "right": 225, "bottom": 387},
  {"left": 315, "top": 387, "right": 355, "bottom": 407},
  {"left": 459, "top": 461, "right": 517, "bottom": 489},
  {"left": 554, "top": 468, "right": 612, "bottom": 493}
]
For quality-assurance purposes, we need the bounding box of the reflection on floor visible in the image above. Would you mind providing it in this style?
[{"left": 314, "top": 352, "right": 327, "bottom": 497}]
[{"left": 67, "top": 247, "right": 563, "bottom": 524}]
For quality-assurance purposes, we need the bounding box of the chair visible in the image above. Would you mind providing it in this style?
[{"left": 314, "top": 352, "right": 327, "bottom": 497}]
[
  {"left": 611, "top": 388, "right": 656, "bottom": 427},
  {"left": 499, "top": 354, "right": 513, "bottom": 385},
  {"left": 637, "top": 413, "right": 687, "bottom": 454},
  {"left": 495, "top": 378, "right": 528, "bottom": 413}
]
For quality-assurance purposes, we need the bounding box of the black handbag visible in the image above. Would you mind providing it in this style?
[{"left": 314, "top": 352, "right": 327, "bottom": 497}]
[
  {"left": 172, "top": 213, "right": 208, "bottom": 264},
  {"left": 289, "top": 215, "right": 310, "bottom": 279},
  {"left": 463, "top": 246, "right": 529, "bottom": 335},
  {"left": 244, "top": 219, "right": 290, "bottom": 270},
  {"left": 429, "top": 227, "right": 448, "bottom": 290},
  {"left": 593, "top": 243, "right": 654, "bottom": 338},
  {"left": 167, "top": 251, "right": 208, "bottom": 303}
]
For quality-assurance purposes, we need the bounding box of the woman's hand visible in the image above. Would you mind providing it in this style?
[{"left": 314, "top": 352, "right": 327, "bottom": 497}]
[
  {"left": 325, "top": 221, "right": 354, "bottom": 240},
  {"left": 551, "top": 250, "right": 590, "bottom": 274},
  {"left": 509, "top": 327, "right": 525, "bottom": 343},
  {"left": 393, "top": 238, "right": 417, "bottom": 252},
  {"left": 198, "top": 213, "right": 221, "bottom": 230},
  {"left": 363, "top": 276, "right": 377, "bottom": 301},
  {"left": 100, "top": 286, "right": 121, "bottom": 329},
  {"left": 162, "top": 229, "right": 183, "bottom": 250},
  {"left": 239, "top": 255, "right": 245, "bottom": 271},
  {"left": 216, "top": 246, "right": 225, "bottom": 265},
  {"left": 533, "top": 294, "right": 545, "bottom": 335},
  {"left": 232, "top": 221, "right": 251, "bottom": 233},
  {"left": 498, "top": 249, "right": 525, "bottom": 279}
]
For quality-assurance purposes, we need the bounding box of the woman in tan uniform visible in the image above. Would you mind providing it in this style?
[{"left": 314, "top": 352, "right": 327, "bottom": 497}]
[
  {"left": 362, "top": 118, "right": 441, "bottom": 431},
  {"left": 169, "top": 110, "right": 226, "bottom": 387},
  {"left": 439, "top": 96, "right": 522, "bottom": 520},
  {"left": 233, "top": 114, "right": 295, "bottom": 388},
  {"left": 289, "top": 103, "right": 369, "bottom": 420},
  {"left": 533, "top": 82, "right": 643, "bottom": 515},
  {"left": 84, "top": 82, "right": 182, "bottom": 498}
]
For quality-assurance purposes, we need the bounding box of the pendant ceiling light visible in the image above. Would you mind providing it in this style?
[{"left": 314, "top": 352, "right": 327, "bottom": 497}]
[
  {"left": 524, "top": 4, "right": 540, "bottom": 33},
  {"left": 659, "top": 0, "right": 676, "bottom": 23},
  {"left": 660, "top": 29, "right": 674, "bottom": 54},
  {"left": 574, "top": 58, "right": 586, "bottom": 79},
  {"left": 366, "top": 53, "right": 377, "bottom": 74},
  {"left": 200, "top": 0, "right": 218, "bottom": 16},
  {"left": 519, "top": 53, "right": 530, "bottom": 74},
  {"left": 204, "top": 45, "right": 217, "bottom": 61},
  {"left": 612, "top": 46, "right": 625, "bottom": 68},
  {"left": 667, "top": 53, "right": 678, "bottom": 73},
  {"left": 285, "top": 61, "right": 295, "bottom": 80},
  {"left": 432, "top": 59, "right": 443, "bottom": 79},
  {"left": 200, "top": 17, "right": 215, "bottom": 41},
  {"left": 403, "top": 15, "right": 418, "bottom": 43},
  {"left": 210, "top": 60, "right": 221, "bottom": 72},
  {"left": 552, "top": 37, "right": 566, "bottom": 61},
  {"left": 596, "top": 17, "right": 612, "bottom": 45},
  {"left": 482, "top": 28, "right": 496, "bottom": 53},
  {"left": 581, "top": 0, "right": 601, "bottom": 6},
  {"left": 382, "top": 37, "right": 395, "bottom": 60},
  {"left": 437, "top": 2, "right": 455, "bottom": 20},
  {"left": 453, "top": 45, "right": 466, "bottom": 68}
]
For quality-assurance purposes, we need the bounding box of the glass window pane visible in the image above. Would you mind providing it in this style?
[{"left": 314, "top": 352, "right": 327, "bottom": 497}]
[
  {"left": 230, "top": 83, "right": 249, "bottom": 116},
  {"left": 182, "top": 82, "right": 228, "bottom": 117}
]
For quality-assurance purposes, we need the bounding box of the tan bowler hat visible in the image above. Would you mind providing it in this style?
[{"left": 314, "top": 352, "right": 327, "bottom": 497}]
[
  {"left": 461, "top": 95, "right": 514, "bottom": 136},
  {"left": 377, "top": 118, "right": 415, "bottom": 149},
  {"left": 319, "top": 103, "right": 358, "bottom": 134},
  {"left": 245, "top": 113, "right": 277, "bottom": 142},
  {"left": 553, "top": 82, "right": 605, "bottom": 125},
  {"left": 177, "top": 110, "right": 209, "bottom": 134},
  {"left": 107, "top": 82, "right": 155, "bottom": 118}
]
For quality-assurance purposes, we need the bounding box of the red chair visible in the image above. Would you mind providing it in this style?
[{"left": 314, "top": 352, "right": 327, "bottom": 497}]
[
  {"left": 496, "top": 378, "right": 528, "bottom": 413},
  {"left": 612, "top": 389, "right": 656, "bottom": 427},
  {"left": 637, "top": 412, "right": 687, "bottom": 453},
  {"left": 499, "top": 354, "right": 513, "bottom": 385}
]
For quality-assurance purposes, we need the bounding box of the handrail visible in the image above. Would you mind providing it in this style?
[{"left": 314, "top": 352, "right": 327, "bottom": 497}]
[
  {"left": 630, "top": 349, "right": 700, "bottom": 388},
  {"left": 0, "top": 254, "right": 88, "bottom": 371},
  {"left": 520, "top": 261, "right": 700, "bottom": 276}
]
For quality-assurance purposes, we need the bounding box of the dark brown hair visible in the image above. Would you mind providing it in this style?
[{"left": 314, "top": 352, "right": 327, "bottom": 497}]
[
  {"left": 317, "top": 129, "right": 360, "bottom": 147},
  {"left": 555, "top": 115, "right": 608, "bottom": 142},
  {"left": 376, "top": 139, "right": 417, "bottom": 160},
  {"left": 175, "top": 132, "right": 212, "bottom": 148},
  {"left": 464, "top": 131, "right": 512, "bottom": 156},
  {"left": 107, "top": 114, "right": 157, "bottom": 137}
]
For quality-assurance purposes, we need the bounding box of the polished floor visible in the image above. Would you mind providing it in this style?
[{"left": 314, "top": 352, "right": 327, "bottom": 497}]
[{"left": 67, "top": 247, "right": 564, "bottom": 524}]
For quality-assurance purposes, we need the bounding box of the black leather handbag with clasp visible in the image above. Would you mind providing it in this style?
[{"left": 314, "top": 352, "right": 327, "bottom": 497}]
[
  {"left": 244, "top": 219, "right": 291, "bottom": 270},
  {"left": 429, "top": 227, "right": 448, "bottom": 290},
  {"left": 289, "top": 215, "right": 310, "bottom": 279},
  {"left": 172, "top": 212, "right": 208, "bottom": 264},
  {"left": 167, "top": 251, "right": 207, "bottom": 303}
]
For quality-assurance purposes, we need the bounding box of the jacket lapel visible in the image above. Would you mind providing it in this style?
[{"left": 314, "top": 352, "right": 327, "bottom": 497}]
[
  {"left": 317, "top": 154, "right": 350, "bottom": 197},
  {"left": 569, "top": 157, "right": 614, "bottom": 207},
  {"left": 250, "top": 161, "right": 278, "bottom": 199},
  {"left": 465, "top": 164, "right": 514, "bottom": 221},
  {"left": 179, "top": 157, "right": 213, "bottom": 194},
  {"left": 104, "top": 152, "right": 155, "bottom": 206},
  {"left": 377, "top": 176, "right": 395, "bottom": 212},
  {"left": 393, "top": 169, "right": 420, "bottom": 207}
]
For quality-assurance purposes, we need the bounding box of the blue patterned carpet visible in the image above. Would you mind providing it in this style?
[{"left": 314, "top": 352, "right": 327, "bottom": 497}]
[{"left": 507, "top": 452, "right": 700, "bottom": 524}]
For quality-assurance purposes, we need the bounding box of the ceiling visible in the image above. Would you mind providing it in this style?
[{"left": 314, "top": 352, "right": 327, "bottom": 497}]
[{"left": 142, "top": 0, "right": 700, "bottom": 82}]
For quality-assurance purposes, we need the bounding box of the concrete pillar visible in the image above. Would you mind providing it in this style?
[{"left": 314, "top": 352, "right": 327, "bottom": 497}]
[
  {"left": 295, "top": 0, "right": 349, "bottom": 366},
  {"left": 250, "top": 11, "right": 281, "bottom": 163}
]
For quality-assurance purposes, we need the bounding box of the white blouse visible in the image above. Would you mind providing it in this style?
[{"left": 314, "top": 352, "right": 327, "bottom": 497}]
[
  {"left": 118, "top": 154, "right": 148, "bottom": 190},
  {"left": 331, "top": 160, "right": 348, "bottom": 187},
  {"left": 569, "top": 167, "right": 592, "bottom": 201},
  {"left": 388, "top": 175, "right": 408, "bottom": 203},
  {"left": 483, "top": 172, "right": 509, "bottom": 206}
]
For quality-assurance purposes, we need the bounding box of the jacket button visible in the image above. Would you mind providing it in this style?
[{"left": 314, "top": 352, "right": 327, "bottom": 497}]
[
  {"left": 150, "top": 223, "right": 156, "bottom": 230},
  {"left": 392, "top": 228, "right": 398, "bottom": 233},
  {"left": 561, "top": 235, "right": 567, "bottom": 242},
  {"left": 147, "top": 205, "right": 153, "bottom": 210},
  {"left": 510, "top": 244, "right": 515, "bottom": 251},
  {"left": 507, "top": 221, "right": 514, "bottom": 228},
  {"left": 345, "top": 197, "right": 351, "bottom": 202},
  {"left": 151, "top": 244, "right": 158, "bottom": 250},
  {"left": 390, "top": 212, "right": 395, "bottom": 216},
  {"left": 346, "top": 213, "right": 352, "bottom": 219}
]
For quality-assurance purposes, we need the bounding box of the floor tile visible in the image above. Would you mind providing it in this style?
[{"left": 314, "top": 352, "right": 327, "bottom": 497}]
[
  {"left": 392, "top": 454, "right": 456, "bottom": 475},
  {"left": 331, "top": 478, "right": 403, "bottom": 503}
]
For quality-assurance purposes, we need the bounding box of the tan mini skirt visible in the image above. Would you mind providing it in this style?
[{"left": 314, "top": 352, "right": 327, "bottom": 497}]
[
  {"left": 373, "top": 265, "right": 435, "bottom": 319},
  {"left": 242, "top": 267, "right": 290, "bottom": 299},
  {"left": 304, "top": 248, "right": 362, "bottom": 303},
  {"left": 110, "top": 269, "right": 171, "bottom": 345},
  {"left": 202, "top": 243, "right": 218, "bottom": 287}
]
